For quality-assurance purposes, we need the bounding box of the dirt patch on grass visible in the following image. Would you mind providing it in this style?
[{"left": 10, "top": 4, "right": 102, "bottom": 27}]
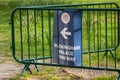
[
  {"left": 0, "top": 61, "right": 22, "bottom": 80},
  {"left": 19, "top": 66, "right": 83, "bottom": 80},
  {"left": 65, "top": 68, "right": 118, "bottom": 80}
]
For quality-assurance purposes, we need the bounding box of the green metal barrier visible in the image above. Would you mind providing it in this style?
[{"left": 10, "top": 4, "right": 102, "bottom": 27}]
[{"left": 11, "top": 2, "right": 120, "bottom": 79}]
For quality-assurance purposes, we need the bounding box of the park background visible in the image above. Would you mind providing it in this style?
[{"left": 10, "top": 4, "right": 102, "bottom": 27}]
[{"left": 0, "top": 0, "right": 120, "bottom": 80}]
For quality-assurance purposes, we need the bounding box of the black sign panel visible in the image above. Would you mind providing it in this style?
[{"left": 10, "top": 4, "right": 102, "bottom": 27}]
[{"left": 53, "top": 10, "right": 82, "bottom": 66}]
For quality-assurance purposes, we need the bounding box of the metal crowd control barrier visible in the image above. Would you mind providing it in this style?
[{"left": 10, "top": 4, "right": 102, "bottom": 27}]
[{"left": 11, "top": 2, "right": 120, "bottom": 79}]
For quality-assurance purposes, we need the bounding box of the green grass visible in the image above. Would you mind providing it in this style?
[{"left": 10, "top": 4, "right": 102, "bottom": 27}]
[{"left": 94, "top": 75, "right": 117, "bottom": 80}]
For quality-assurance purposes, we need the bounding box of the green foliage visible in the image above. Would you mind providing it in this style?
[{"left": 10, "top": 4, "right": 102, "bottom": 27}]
[
  {"left": 0, "top": 0, "right": 120, "bottom": 10},
  {"left": 93, "top": 75, "right": 117, "bottom": 80},
  {"left": 0, "top": 0, "right": 72, "bottom": 10},
  {"left": 0, "top": 1, "right": 23, "bottom": 10},
  {"left": 25, "top": 0, "right": 72, "bottom": 6},
  {"left": 9, "top": 76, "right": 20, "bottom": 80}
]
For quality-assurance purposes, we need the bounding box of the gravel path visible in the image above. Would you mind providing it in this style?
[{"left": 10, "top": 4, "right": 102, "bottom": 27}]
[
  {"left": 0, "top": 61, "right": 118, "bottom": 80},
  {"left": 65, "top": 68, "right": 118, "bottom": 80},
  {"left": 0, "top": 61, "right": 22, "bottom": 80}
]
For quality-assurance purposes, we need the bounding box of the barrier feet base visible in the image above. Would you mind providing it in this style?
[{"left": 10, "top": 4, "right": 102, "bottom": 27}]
[
  {"left": 20, "top": 63, "right": 32, "bottom": 76},
  {"left": 32, "top": 60, "right": 39, "bottom": 72},
  {"left": 20, "top": 61, "right": 39, "bottom": 76}
]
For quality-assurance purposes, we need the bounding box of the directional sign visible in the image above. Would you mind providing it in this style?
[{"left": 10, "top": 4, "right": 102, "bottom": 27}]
[
  {"left": 53, "top": 10, "right": 83, "bottom": 66},
  {"left": 60, "top": 28, "right": 71, "bottom": 39}
]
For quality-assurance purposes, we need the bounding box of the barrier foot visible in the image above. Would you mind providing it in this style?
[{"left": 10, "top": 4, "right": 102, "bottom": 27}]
[
  {"left": 32, "top": 60, "right": 39, "bottom": 72},
  {"left": 20, "top": 63, "right": 32, "bottom": 76},
  {"left": 118, "top": 74, "right": 120, "bottom": 80},
  {"left": 34, "top": 64, "right": 39, "bottom": 72},
  {"left": 109, "top": 50, "right": 115, "bottom": 60},
  {"left": 117, "top": 71, "right": 120, "bottom": 80},
  {"left": 103, "top": 50, "right": 115, "bottom": 60}
]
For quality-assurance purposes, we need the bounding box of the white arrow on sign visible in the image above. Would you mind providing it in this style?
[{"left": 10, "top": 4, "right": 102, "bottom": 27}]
[{"left": 60, "top": 28, "right": 71, "bottom": 39}]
